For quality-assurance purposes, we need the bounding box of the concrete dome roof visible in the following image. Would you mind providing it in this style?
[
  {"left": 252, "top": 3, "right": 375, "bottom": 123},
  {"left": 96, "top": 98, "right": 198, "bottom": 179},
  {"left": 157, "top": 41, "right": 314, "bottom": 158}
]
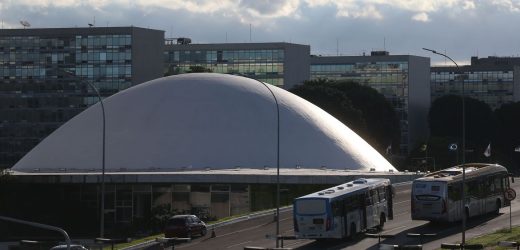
[{"left": 12, "top": 73, "right": 396, "bottom": 172}]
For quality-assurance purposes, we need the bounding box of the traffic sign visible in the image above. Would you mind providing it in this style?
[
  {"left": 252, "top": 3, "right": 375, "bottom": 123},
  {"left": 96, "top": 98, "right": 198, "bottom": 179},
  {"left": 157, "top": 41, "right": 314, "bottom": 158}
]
[{"left": 505, "top": 188, "right": 516, "bottom": 201}]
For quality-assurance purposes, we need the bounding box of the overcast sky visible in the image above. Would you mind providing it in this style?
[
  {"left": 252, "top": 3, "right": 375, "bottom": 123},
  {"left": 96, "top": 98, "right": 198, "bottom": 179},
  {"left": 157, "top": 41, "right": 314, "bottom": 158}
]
[{"left": 3, "top": 0, "right": 520, "bottom": 65}]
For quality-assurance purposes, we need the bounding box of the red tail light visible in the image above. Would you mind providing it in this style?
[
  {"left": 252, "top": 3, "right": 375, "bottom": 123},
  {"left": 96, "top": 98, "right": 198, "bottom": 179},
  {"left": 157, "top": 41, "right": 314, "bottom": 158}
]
[
  {"left": 441, "top": 198, "right": 447, "bottom": 214},
  {"left": 326, "top": 217, "right": 331, "bottom": 231},
  {"left": 294, "top": 217, "right": 299, "bottom": 232}
]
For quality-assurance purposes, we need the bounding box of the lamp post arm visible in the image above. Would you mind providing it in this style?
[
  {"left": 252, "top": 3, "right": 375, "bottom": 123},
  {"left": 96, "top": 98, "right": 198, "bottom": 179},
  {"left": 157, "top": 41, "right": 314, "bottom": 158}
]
[
  {"left": 422, "top": 48, "right": 459, "bottom": 68},
  {"left": 0, "top": 216, "right": 71, "bottom": 249},
  {"left": 83, "top": 81, "right": 106, "bottom": 238}
]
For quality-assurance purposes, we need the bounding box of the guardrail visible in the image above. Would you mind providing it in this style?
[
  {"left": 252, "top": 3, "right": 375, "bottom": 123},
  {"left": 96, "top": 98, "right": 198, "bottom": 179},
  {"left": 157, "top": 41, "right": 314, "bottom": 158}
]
[
  {"left": 498, "top": 241, "right": 520, "bottom": 249},
  {"left": 440, "top": 243, "right": 484, "bottom": 249},
  {"left": 94, "top": 238, "right": 132, "bottom": 250},
  {"left": 0, "top": 215, "right": 71, "bottom": 250}
]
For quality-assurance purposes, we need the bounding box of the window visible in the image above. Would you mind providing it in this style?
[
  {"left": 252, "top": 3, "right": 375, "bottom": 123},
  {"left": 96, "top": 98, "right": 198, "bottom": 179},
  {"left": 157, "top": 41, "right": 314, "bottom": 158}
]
[
  {"left": 295, "top": 199, "right": 326, "bottom": 215},
  {"left": 448, "top": 183, "right": 461, "bottom": 201}
]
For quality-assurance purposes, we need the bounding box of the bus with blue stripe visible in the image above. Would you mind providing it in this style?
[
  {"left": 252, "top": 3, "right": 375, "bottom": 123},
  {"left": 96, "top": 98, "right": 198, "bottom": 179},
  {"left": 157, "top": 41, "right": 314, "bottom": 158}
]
[{"left": 293, "top": 178, "right": 393, "bottom": 239}]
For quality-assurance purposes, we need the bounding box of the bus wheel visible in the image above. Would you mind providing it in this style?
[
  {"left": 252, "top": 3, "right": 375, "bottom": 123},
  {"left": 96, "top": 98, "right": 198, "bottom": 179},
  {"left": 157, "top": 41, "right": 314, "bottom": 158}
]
[{"left": 378, "top": 214, "right": 386, "bottom": 230}]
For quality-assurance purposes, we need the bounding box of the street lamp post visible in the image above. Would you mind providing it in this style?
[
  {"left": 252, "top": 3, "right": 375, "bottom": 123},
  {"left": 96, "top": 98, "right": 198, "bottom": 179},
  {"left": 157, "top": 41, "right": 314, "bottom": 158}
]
[
  {"left": 86, "top": 82, "right": 107, "bottom": 238},
  {"left": 256, "top": 80, "right": 281, "bottom": 248},
  {"left": 423, "top": 48, "right": 466, "bottom": 245},
  {"left": 62, "top": 70, "right": 106, "bottom": 237}
]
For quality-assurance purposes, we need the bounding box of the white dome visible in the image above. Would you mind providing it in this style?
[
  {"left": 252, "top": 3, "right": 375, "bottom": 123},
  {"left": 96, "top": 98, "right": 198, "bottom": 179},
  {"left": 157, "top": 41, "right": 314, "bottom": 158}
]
[{"left": 12, "top": 73, "right": 396, "bottom": 172}]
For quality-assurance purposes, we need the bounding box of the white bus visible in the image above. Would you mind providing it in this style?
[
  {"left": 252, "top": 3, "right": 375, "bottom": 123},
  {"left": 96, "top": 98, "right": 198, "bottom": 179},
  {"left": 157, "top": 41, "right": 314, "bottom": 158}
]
[
  {"left": 411, "top": 163, "right": 513, "bottom": 222},
  {"left": 293, "top": 178, "right": 393, "bottom": 239}
]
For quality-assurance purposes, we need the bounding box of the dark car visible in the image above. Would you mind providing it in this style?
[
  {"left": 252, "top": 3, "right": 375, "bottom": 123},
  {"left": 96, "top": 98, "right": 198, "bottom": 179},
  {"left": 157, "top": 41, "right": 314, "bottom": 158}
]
[{"left": 164, "top": 215, "right": 207, "bottom": 238}]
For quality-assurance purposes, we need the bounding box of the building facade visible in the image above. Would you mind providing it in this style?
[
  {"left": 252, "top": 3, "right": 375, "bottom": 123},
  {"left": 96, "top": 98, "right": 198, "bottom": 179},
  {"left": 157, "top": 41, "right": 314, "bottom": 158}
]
[
  {"left": 164, "top": 41, "right": 310, "bottom": 89},
  {"left": 0, "top": 27, "right": 164, "bottom": 169},
  {"left": 310, "top": 52, "right": 431, "bottom": 154},
  {"left": 431, "top": 56, "right": 520, "bottom": 110}
]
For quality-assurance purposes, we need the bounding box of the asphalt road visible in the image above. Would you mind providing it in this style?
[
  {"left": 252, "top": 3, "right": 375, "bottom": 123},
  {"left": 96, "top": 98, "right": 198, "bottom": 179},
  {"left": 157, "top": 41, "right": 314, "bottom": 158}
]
[{"left": 174, "top": 180, "right": 520, "bottom": 250}]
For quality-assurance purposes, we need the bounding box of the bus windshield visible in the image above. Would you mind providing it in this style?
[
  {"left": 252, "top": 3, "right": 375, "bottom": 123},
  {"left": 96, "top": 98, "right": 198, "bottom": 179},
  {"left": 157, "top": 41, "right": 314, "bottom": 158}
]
[{"left": 295, "top": 199, "right": 327, "bottom": 215}]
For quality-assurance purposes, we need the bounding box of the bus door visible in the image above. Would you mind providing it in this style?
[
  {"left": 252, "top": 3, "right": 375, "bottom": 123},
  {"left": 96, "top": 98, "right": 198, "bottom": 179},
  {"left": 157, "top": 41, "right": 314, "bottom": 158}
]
[
  {"left": 365, "top": 190, "right": 378, "bottom": 229},
  {"left": 387, "top": 186, "right": 394, "bottom": 220},
  {"left": 344, "top": 194, "right": 363, "bottom": 237}
]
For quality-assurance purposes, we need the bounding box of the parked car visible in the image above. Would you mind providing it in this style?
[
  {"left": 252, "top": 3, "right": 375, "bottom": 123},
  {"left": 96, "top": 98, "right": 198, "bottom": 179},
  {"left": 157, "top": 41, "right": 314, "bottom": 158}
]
[{"left": 164, "top": 215, "right": 207, "bottom": 238}]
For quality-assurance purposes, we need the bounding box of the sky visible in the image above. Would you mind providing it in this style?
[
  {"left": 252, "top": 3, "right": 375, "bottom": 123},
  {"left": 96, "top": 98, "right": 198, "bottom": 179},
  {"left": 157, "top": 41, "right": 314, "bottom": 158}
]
[{"left": 2, "top": 0, "right": 520, "bottom": 65}]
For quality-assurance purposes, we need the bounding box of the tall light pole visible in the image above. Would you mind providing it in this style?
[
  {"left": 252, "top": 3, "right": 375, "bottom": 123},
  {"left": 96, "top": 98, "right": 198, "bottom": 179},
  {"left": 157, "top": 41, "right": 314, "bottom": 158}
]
[
  {"left": 256, "top": 80, "right": 281, "bottom": 248},
  {"left": 87, "top": 82, "right": 107, "bottom": 238},
  {"left": 423, "top": 48, "right": 466, "bottom": 245},
  {"left": 64, "top": 70, "right": 107, "bottom": 237}
]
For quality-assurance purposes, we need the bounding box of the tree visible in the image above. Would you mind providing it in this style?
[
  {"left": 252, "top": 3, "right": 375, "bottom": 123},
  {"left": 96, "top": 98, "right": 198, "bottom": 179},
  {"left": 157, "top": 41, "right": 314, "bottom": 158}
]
[
  {"left": 290, "top": 79, "right": 400, "bottom": 153},
  {"left": 186, "top": 66, "right": 212, "bottom": 73},
  {"left": 427, "top": 95, "right": 496, "bottom": 164},
  {"left": 290, "top": 80, "right": 366, "bottom": 133},
  {"left": 494, "top": 102, "right": 520, "bottom": 173}
]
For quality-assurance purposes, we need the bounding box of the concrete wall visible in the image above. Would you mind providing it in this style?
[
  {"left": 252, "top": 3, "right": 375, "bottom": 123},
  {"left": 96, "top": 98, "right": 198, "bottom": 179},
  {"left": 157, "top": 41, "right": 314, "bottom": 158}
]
[
  {"left": 132, "top": 27, "right": 165, "bottom": 85},
  {"left": 283, "top": 44, "right": 310, "bottom": 90},
  {"left": 408, "top": 56, "right": 431, "bottom": 150}
]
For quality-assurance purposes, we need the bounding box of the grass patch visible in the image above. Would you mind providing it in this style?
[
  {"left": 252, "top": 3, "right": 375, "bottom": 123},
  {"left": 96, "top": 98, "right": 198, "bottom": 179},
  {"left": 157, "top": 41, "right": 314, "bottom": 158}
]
[{"left": 466, "top": 226, "right": 520, "bottom": 249}]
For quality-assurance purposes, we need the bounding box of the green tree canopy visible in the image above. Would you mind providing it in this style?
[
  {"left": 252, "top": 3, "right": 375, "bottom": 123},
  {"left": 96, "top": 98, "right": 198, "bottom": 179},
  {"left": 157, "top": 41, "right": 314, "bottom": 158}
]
[
  {"left": 290, "top": 79, "right": 400, "bottom": 153},
  {"left": 495, "top": 102, "right": 520, "bottom": 150},
  {"left": 429, "top": 95, "right": 495, "bottom": 147},
  {"left": 424, "top": 95, "right": 496, "bottom": 167}
]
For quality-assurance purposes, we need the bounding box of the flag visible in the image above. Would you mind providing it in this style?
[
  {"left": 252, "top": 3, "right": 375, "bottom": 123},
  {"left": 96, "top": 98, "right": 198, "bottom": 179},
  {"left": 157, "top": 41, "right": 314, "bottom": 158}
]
[
  {"left": 484, "top": 143, "right": 491, "bottom": 157},
  {"left": 449, "top": 143, "right": 458, "bottom": 151},
  {"left": 386, "top": 145, "right": 392, "bottom": 155},
  {"left": 515, "top": 146, "right": 520, "bottom": 152}
]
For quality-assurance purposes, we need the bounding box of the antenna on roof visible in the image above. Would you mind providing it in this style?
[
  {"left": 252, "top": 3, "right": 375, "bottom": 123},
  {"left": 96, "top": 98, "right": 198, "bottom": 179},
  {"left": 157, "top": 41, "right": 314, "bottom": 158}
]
[
  {"left": 88, "top": 16, "right": 95, "bottom": 27},
  {"left": 20, "top": 20, "right": 30, "bottom": 29}
]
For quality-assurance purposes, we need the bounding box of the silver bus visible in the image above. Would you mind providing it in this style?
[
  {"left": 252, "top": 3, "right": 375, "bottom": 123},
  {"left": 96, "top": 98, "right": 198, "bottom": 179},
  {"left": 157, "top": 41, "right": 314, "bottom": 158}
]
[
  {"left": 293, "top": 178, "right": 393, "bottom": 239},
  {"left": 411, "top": 163, "right": 512, "bottom": 222}
]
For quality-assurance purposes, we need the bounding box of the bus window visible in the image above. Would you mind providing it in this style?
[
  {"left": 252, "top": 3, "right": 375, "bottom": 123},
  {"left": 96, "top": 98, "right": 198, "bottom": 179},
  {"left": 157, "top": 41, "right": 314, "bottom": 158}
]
[
  {"left": 487, "top": 176, "right": 496, "bottom": 193},
  {"left": 295, "top": 199, "right": 326, "bottom": 215},
  {"left": 365, "top": 192, "right": 373, "bottom": 206},
  {"left": 332, "top": 201, "right": 343, "bottom": 216},
  {"left": 370, "top": 190, "right": 378, "bottom": 204},
  {"left": 504, "top": 175, "right": 511, "bottom": 188},
  {"left": 494, "top": 175, "right": 503, "bottom": 193},
  {"left": 378, "top": 187, "right": 386, "bottom": 202},
  {"left": 448, "top": 183, "right": 461, "bottom": 201}
]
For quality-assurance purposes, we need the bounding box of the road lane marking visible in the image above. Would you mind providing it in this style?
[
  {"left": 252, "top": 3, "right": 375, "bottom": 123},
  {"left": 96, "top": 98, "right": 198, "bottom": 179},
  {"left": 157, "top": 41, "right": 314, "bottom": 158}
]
[{"left": 226, "top": 240, "right": 252, "bottom": 248}]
